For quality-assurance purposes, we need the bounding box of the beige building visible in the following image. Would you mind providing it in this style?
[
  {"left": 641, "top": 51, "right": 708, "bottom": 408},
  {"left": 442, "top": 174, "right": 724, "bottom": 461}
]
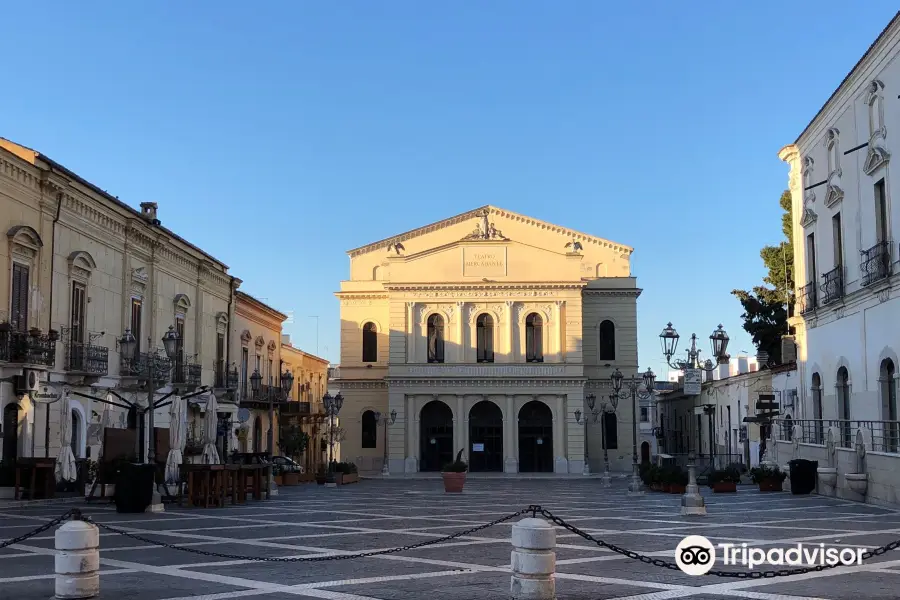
[
  {"left": 281, "top": 339, "right": 329, "bottom": 471},
  {"left": 335, "top": 206, "right": 641, "bottom": 475}
]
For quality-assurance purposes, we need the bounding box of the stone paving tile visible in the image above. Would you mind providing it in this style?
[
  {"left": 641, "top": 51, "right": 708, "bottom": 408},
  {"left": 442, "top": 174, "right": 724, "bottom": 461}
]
[
  {"left": 104, "top": 543, "right": 321, "bottom": 565},
  {"left": 2, "top": 571, "right": 245, "bottom": 600},
  {"left": 755, "top": 571, "right": 900, "bottom": 600}
]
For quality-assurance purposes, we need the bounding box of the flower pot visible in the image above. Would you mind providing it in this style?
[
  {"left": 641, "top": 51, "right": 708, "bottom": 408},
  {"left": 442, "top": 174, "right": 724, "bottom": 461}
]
[
  {"left": 758, "top": 479, "right": 783, "bottom": 492},
  {"left": 668, "top": 484, "right": 686, "bottom": 494},
  {"left": 712, "top": 482, "right": 737, "bottom": 493},
  {"left": 282, "top": 472, "right": 299, "bottom": 486},
  {"left": 817, "top": 467, "right": 838, "bottom": 488},
  {"left": 845, "top": 473, "right": 868, "bottom": 495},
  {"left": 442, "top": 472, "right": 467, "bottom": 493},
  {"left": 316, "top": 475, "right": 327, "bottom": 485},
  {"left": 274, "top": 475, "right": 283, "bottom": 486},
  {"left": 341, "top": 473, "right": 359, "bottom": 485}
]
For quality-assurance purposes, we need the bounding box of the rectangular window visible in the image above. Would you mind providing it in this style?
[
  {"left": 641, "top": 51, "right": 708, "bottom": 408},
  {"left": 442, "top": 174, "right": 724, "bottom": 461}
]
[
  {"left": 70, "top": 283, "right": 86, "bottom": 344},
  {"left": 10, "top": 263, "right": 30, "bottom": 332},
  {"left": 175, "top": 317, "right": 185, "bottom": 382},
  {"left": 875, "top": 178, "right": 888, "bottom": 243},
  {"left": 216, "top": 333, "right": 225, "bottom": 363},
  {"left": 130, "top": 299, "right": 142, "bottom": 353},
  {"left": 640, "top": 406, "right": 649, "bottom": 422},
  {"left": 255, "top": 354, "right": 261, "bottom": 373},
  {"left": 241, "top": 348, "right": 249, "bottom": 396},
  {"left": 806, "top": 232, "right": 816, "bottom": 283},
  {"left": 832, "top": 212, "right": 843, "bottom": 267},
  {"left": 268, "top": 359, "right": 273, "bottom": 386}
]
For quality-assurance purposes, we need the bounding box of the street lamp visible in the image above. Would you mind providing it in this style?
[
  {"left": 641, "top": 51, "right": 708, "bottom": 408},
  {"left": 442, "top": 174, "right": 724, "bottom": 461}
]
[
  {"left": 322, "top": 391, "right": 344, "bottom": 486},
  {"left": 576, "top": 393, "right": 600, "bottom": 477},
  {"left": 599, "top": 393, "right": 619, "bottom": 486},
  {"left": 373, "top": 409, "right": 397, "bottom": 476},
  {"left": 611, "top": 367, "right": 656, "bottom": 494},
  {"left": 659, "top": 322, "right": 731, "bottom": 516}
]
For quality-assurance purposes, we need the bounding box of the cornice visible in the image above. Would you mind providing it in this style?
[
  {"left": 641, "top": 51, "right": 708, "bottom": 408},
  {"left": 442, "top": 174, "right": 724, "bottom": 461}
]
[
  {"left": 582, "top": 289, "right": 642, "bottom": 298},
  {"left": 385, "top": 283, "right": 587, "bottom": 291},
  {"left": 384, "top": 377, "right": 588, "bottom": 388},
  {"left": 333, "top": 380, "right": 388, "bottom": 390},
  {"left": 334, "top": 293, "right": 391, "bottom": 300}
]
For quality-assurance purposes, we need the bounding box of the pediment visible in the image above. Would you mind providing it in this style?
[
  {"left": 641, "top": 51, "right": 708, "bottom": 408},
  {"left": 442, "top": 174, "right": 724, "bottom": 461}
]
[
  {"left": 824, "top": 184, "right": 844, "bottom": 209},
  {"left": 800, "top": 207, "right": 818, "bottom": 228},
  {"left": 863, "top": 145, "right": 890, "bottom": 176}
]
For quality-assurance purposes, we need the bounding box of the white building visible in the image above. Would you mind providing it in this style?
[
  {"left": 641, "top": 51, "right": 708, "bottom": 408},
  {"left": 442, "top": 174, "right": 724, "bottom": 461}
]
[{"left": 778, "top": 11, "right": 900, "bottom": 505}]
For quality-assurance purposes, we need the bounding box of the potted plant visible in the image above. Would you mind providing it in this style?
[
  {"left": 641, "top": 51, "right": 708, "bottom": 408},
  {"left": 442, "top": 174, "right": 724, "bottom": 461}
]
[
  {"left": 750, "top": 465, "right": 787, "bottom": 492},
  {"left": 272, "top": 464, "right": 284, "bottom": 486},
  {"left": 708, "top": 466, "right": 741, "bottom": 493},
  {"left": 277, "top": 425, "right": 310, "bottom": 486},
  {"left": 113, "top": 455, "right": 154, "bottom": 513},
  {"left": 337, "top": 462, "right": 359, "bottom": 484},
  {"left": 315, "top": 465, "right": 327, "bottom": 485},
  {"left": 666, "top": 466, "right": 688, "bottom": 494},
  {"left": 441, "top": 449, "right": 468, "bottom": 493}
]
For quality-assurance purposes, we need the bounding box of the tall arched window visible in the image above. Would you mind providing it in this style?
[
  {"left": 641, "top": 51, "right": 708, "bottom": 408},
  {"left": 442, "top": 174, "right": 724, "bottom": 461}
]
[
  {"left": 836, "top": 366, "right": 851, "bottom": 448},
  {"left": 525, "top": 313, "right": 543, "bottom": 363},
  {"left": 427, "top": 314, "right": 445, "bottom": 363},
  {"left": 881, "top": 359, "right": 897, "bottom": 452},
  {"left": 361, "top": 410, "right": 377, "bottom": 449},
  {"left": 602, "top": 413, "right": 618, "bottom": 449},
  {"left": 599, "top": 320, "right": 616, "bottom": 361},
  {"left": 476, "top": 314, "right": 494, "bottom": 363},
  {"left": 811, "top": 372, "right": 823, "bottom": 443},
  {"left": 362, "top": 322, "right": 377, "bottom": 363}
]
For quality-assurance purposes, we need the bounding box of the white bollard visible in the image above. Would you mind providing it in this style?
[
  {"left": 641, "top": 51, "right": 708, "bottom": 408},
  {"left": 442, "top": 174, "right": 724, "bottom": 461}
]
[
  {"left": 55, "top": 517, "right": 100, "bottom": 599},
  {"left": 510, "top": 517, "right": 556, "bottom": 600}
]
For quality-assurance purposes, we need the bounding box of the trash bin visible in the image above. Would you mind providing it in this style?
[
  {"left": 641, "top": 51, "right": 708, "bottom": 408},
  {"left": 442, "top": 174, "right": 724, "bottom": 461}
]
[
  {"left": 114, "top": 463, "right": 155, "bottom": 513},
  {"left": 789, "top": 459, "right": 818, "bottom": 495}
]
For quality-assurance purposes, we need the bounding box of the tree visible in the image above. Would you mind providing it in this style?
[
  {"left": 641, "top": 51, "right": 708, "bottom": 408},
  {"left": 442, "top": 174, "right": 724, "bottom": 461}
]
[
  {"left": 731, "top": 190, "right": 795, "bottom": 365},
  {"left": 277, "top": 424, "right": 309, "bottom": 460}
]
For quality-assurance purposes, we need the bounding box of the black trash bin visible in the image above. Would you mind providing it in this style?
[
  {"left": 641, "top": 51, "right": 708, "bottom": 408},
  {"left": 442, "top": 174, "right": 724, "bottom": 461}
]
[
  {"left": 789, "top": 459, "right": 818, "bottom": 495},
  {"left": 114, "top": 463, "right": 155, "bottom": 513}
]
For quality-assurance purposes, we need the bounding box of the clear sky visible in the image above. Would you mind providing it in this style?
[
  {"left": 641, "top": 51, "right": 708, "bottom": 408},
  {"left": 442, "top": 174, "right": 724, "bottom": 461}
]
[{"left": 2, "top": 2, "right": 897, "bottom": 377}]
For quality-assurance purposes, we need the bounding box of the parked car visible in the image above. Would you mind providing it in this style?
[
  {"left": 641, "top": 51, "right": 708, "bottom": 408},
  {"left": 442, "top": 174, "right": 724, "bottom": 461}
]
[{"left": 271, "top": 456, "right": 304, "bottom": 473}]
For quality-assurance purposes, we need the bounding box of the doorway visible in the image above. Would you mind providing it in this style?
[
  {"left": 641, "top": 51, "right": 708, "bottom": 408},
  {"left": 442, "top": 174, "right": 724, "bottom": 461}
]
[
  {"left": 3, "top": 404, "right": 20, "bottom": 465},
  {"left": 641, "top": 441, "right": 650, "bottom": 464},
  {"left": 253, "top": 416, "right": 262, "bottom": 453},
  {"left": 420, "top": 400, "right": 453, "bottom": 472},
  {"left": 518, "top": 400, "right": 553, "bottom": 473},
  {"left": 469, "top": 401, "right": 503, "bottom": 472}
]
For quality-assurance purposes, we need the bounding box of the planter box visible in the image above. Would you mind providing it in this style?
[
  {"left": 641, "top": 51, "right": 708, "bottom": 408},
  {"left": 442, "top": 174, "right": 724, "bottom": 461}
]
[
  {"left": 114, "top": 463, "right": 155, "bottom": 513},
  {"left": 668, "top": 484, "right": 686, "bottom": 494},
  {"left": 341, "top": 473, "right": 359, "bottom": 485},
  {"left": 299, "top": 473, "right": 315, "bottom": 483},
  {"left": 274, "top": 475, "right": 283, "bottom": 486},
  {"left": 316, "top": 476, "right": 326, "bottom": 485},
  {"left": 282, "top": 472, "right": 299, "bottom": 486},
  {"left": 758, "top": 479, "right": 783, "bottom": 492},
  {"left": 0, "top": 487, "right": 14, "bottom": 500},
  {"left": 442, "top": 472, "right": 467, "bottom": 493},
  {"left": 712, "top": 482, "right": 737, "bottom": 493}
]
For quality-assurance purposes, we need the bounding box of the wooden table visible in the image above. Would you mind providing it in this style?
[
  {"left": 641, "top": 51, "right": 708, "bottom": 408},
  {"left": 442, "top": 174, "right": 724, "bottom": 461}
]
[
  {"left": 180, "top": 464, "right": 226, "bottom": 508},
  {"left": 14, "top": 458, "right": 56, "bottom": 501}
]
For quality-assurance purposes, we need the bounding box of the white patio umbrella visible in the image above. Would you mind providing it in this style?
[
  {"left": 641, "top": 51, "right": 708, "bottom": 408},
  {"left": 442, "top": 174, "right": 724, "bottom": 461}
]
[
  {"left": 165, "top": 395, "right": 186, "bottom": 483},
  {"left": 200, "top": 392, "right": 220, "bottom": 464},
  {"left": 56, "top": 390, "right": 77, "bottom": 482}
]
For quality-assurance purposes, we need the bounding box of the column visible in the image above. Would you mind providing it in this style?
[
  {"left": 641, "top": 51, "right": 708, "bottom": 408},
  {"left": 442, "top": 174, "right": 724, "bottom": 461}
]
[
  {"left": 406, "top": 303, "right": 415, "bottom": 363},
  {"left": 553, "top": 396, "right": 566, "bottom": 473},
  {"left": 457, "top": 302, "right": 466, "bottom": 362},
  {"left": 505, "top": 394, "right": 518, "bottom": 473},
  {"left": 506, "top": 301, "right": 516, "bottom": 362},
  {"left": 389, "top": 388, "right": 406, "bottom": 474},
  {"left": 564, "top": 390, "right": 585, "bottom": 474},
  {"left": 554, "top": 301, "right": 564, "bottom": 362},
  {"left": 405, "top": 395, "right": 418, "bottom": 472},
  {"left": 456, "top": 394, "right": 466, "bottom": 462}
]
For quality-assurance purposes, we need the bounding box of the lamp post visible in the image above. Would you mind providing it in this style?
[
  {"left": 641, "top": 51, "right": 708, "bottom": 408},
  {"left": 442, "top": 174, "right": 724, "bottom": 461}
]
[
  {"left": 611, "top": 367, "right": 656, "bottom": 495},
  {"left": 577, "top": 394, "right": 599, "bottom": 476},
  {"left": 373, "top": 410, "right": 397, "bottom": 476},
  {"left": 599, "top": 393, "right": 618, "bottom": 486},
  {"left": 659, "top": 322, "right": 730, "bottom": 516},
  {"left": 322, "top": 391, "right": 343, "bottom": 486}
]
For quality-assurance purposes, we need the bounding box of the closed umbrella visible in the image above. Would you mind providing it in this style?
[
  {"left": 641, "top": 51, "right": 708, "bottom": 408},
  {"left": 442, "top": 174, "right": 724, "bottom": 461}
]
[
  {"left": 200, "top": 393, "right": 220, "bottom": 464},
  {"left": 165, "top": 395, "right": 186, "bottom": 483},
  {"left": 56, "top": 390, "right": 77, "bottom": 482}
]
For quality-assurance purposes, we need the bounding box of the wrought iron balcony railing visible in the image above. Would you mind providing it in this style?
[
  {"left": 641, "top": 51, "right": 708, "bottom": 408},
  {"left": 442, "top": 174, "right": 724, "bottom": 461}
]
[
  {"left": 173, "top": 357, "right": 202, "bottom": 387},
  {"left": 821, "top": 265, "right": 844, "bottom": 305},
  {"left": 0, "top": 328, "right": 57, "bottom": 366},
  {"left": 120, "top": 350, "right": 172, "bottom": 379},
  {"left": 214, "top": 360, "right": 239, "bottom": 389},
  {"left": 65, "top": 342, "right": 109, "bottom": 375},
  {"left": 861, "top": 240, "right": 892, "bottom": 286},
  {"left": 281, "top": 401, "right": 311, "bottom": 416},
  {"left": 798, "top": 281, "right": 817, "bottom": 315}
]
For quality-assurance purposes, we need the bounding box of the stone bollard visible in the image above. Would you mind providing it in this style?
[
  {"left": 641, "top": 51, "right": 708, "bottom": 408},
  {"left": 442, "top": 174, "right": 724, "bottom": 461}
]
[
  {"left": 510, "top": 517, "right": 556, "bottom": 600},
  {"left": 55, "top": 515, "right": 100, "bottom": 599}
]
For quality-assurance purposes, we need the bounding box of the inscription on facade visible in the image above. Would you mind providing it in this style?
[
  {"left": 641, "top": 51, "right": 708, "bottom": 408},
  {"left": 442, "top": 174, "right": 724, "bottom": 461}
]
[
  {"left": 463, "top": 246, "right": 507, "bottom": 277},
  {"left": 405, "top": 365, "right": 565, "bottom": 377}
]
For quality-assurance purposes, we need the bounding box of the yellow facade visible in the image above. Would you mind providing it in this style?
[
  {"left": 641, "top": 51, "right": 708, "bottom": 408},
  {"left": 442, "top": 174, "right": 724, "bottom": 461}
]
[
  {"left": 336, "top": 206, "right": 641, "bottom": 474},
  {"left": 281, "top": 341, "right": 329, "bottom": 471}
]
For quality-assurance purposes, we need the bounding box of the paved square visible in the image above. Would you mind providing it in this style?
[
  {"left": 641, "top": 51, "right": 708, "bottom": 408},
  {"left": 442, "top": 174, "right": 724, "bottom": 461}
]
[{"left": 3, "top": 478, "right": 900, "bottom": 599}]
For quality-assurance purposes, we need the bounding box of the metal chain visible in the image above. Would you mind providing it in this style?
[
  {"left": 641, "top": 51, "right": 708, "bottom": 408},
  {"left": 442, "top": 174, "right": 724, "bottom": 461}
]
[
  {"left": 86, "top": 508, "right": 531, "bottom": 562},
  {"left": 0, "top": 509, "right": 75, "bottom": 549},
  {"left": 538, "top": 507, "right": 900, "bottom": 579}
]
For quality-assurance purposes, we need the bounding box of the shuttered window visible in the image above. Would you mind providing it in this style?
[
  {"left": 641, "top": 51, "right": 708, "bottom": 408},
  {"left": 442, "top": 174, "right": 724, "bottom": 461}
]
[{"left": 11, "top": 263, "right": 30, "bottom": 332}]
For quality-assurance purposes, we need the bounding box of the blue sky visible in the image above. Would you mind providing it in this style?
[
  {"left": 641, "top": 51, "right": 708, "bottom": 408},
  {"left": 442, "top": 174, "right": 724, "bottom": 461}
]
[{"left": 2, "top": 2, "right": 897, "bottom": 376}]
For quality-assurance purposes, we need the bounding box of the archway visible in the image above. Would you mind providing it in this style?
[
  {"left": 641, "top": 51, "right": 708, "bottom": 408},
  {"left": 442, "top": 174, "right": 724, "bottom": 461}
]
[
  {"left": 469, "top": 401, "right": 503, "bottom": 472},
  {"left": 3, "top": 404, "right": 20, "bottom": 465},
  {"left": 420, "top": 400, "right": 453, "bottom": 471},
  {"left": 640, "top": 441, "right": 650, "bottom": 464},
  {"left": 253, "top": 416, "right": 262, "bottom": 453},
  {"left": 71, "top": 410, "right": 81, "bottom": 458},
  {"left": 518, "top": 401, "right": 553, "bottom": 473}
]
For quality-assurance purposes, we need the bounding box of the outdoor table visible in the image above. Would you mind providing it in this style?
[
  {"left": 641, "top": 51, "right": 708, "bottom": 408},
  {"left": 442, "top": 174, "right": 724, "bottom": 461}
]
[
  {"left": 240, "top": 464, "right": 264, "bottom": 500},
  {"left": 181, "top": 464, "right": 226, "bottom": 508},
  {"left": 224, "top": 464, "right": 242, "bottom": 504},
  {"left": 14, "top": 458, "right": 56, "bottom": 501}
]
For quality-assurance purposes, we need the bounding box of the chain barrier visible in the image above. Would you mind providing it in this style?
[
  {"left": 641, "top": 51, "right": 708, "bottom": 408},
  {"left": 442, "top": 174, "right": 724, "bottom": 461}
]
[
  {"left": 536, "top": 506, "right": 900, "bottom": 579},
  {"left": 0, "top": 509, "right": 76, "bottom": 549}
]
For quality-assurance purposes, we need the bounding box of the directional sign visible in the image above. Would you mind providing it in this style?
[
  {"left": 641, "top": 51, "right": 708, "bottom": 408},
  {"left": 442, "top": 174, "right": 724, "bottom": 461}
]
[{"left": 756, "top": 401, "right": 780, "bottom": 411}]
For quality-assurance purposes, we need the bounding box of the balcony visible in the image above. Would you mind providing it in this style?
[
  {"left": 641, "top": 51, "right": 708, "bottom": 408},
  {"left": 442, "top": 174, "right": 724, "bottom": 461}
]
[
  {"left": 65, "top": 342, "right": 109, "bottom": 375},
  {"left": 861, "top": 240, "right": 892, "bottom": 286},
  {"left": 120, "top": 351, "right": 172, "bottom": 380},
  {"left": 214, "top": 360, "right": 239, "bottom": 389},
  {"left": 821, "top": 265, "right": 844, "bottom": 305},
  {"left": 172, "top": 356, "right": 202, "bottom": 388},
  {"left": 0, "top": 327, "right": 57, "bottom": 367},
  {"left": 281, "top": 401, "right": 311, "bottom": 416},
  {"left": 798, "top": 281, "right": 817, "bottom": 315},
  {"left": 239, "top": 385, "right": 287, "bottom": 410}
]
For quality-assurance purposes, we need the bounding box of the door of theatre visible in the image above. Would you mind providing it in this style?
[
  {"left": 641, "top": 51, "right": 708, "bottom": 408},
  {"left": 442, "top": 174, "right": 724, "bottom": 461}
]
[
  {"left": 469, "top": 401, "right": 503, "bottom": 472},
  {"left": 518, "top": 400, "right": 553, "bottom": 472},
  {"left": 420, "top": 400, "right": 453, "bottom": 472}
]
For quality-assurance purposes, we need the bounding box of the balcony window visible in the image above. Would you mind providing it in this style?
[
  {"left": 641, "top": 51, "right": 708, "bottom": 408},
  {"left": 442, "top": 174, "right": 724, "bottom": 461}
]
[
  {"left": 10, "top": 263, "right": 29, "bottom": 333},
  {"left": 821, "top": 266, "right": 844, "bottom": 305},
  {"left": 798, "top": 281, "right": 817, "bottom": 315},
  {"left": 525, "top": 313, "right": 543, "bottom": 363},
  {"left": 427, "top": 314, "right": 445, "bottom": 363},
  {"left": 362, "top": 322, "right": 377, "bottom": 363},
  {"left": 861, "top": 241, "right": 892, "bottom": 286}
]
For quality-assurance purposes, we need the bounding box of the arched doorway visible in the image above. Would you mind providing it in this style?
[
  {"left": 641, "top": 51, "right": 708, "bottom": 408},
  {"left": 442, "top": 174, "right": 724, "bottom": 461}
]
[
  {"left": 420, "top": 400, "right": 453, "bottom": 471},
  {"left": 253, "top": 416, "right": 262, "bottom": 453},
  {"left": 518, "top": 401, "right": 553, "bottom": 473},
  {"left": 71, "top": 410, "right": 81, "bottom": 458},
  {"left": 469, "top": 401, "right": 503, "bottom": 472},
  {"left": 640, "top": 441, "right": 650, "bottom": 463},
  {"left": 3, "top": 404, "right": 20, "bottom": 465}
]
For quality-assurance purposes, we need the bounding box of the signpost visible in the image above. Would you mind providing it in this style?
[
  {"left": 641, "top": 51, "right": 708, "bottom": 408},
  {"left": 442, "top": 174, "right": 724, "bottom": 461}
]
[
  {"left": 31, "top": 384, "right": 63, "bottom": 458},
  {"left": 684, "top": 369, "right": 702, "bottom": 395}
]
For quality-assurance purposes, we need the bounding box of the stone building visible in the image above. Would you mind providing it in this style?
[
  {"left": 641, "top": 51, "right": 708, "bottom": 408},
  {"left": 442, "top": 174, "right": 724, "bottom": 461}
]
[
  {"left": 280, "top": 338, "right": 329, "bottom": 472},
  {"left": 335, "top": 206, "right": 642, "bottom": 475}
]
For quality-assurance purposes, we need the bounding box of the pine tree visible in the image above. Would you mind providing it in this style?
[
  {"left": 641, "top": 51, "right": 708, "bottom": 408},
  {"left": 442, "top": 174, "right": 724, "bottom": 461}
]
[{"left": 731, "top": 190, "right": 795, "bottom": 364}]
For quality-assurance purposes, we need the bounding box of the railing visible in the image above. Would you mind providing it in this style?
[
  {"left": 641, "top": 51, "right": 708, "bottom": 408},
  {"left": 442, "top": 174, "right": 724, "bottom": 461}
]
[
  {"left": 281, "top": 401, "right": 311, "bottom": 416},
  {"left": 774, "top": 418, "right": 900, "bottom": 453},
  {"left": 173, "top": 358, "right": 202, "bottom": 386},
  {"left": 861, "top": 240, "right": 892, "bottom": 286},
  {"left": 821, "top": 265, "right": 844, "bottom": 305},
  {"left": 798, "top": 281, "right": 817, "bottom": 315},
  {"left": 120, "top": 351, "right": 172, "bottom": 379},
  {"left": 214, "top": 361, "right": 239, "bottom": 389},
  {"left": 65, "top": 342, "right": 109, "bottom": 375},
  {"left": 0, "top": 328, "right": 57, "bottom": 366}
]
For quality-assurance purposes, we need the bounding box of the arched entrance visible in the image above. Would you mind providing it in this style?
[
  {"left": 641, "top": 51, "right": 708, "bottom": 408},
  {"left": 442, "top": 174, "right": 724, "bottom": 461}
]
[
  {"left": 640, "top": 441, "right": 650, "bottom": 463},
  {"left": 420, "top": 400, "right": 453, "bottom": 472},
  {"left": 518, "top": 401, "right": 553, "bottom": 473},
  {"left": 253, "top": 416, "right": 262, "bottom": 453},
  {"left": 3, "top": 404, "right": 20, "bottom": 464},
  {"left": 469, "top": 401, "right": 503, "bottom": 472},
  {"left": 71, "top": 410, "right": 81, "bottom": 458}
]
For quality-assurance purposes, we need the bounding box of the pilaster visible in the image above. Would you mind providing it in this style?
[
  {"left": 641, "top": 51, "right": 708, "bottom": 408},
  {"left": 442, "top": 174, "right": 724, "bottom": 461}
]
[
  {"left": 405, "top": 394, "right": 418, "bottom": 472},
  {"left": 456, "top": 394, "right": 466, "bottom": 462},
  {"left": 504, "top": 394, "right": 518, "bottom": 473},
  {"left": 457, "top": 302, "right": 466, "bottom": 363},
  {"left": 389, "top": 388, "right": 406, "bottom": 474},
  {"left": 564, "top": 390, "right": 585, "bottom": 473},
  {"left": 406, "top": 302, "right": 414, "bottom": 363}
]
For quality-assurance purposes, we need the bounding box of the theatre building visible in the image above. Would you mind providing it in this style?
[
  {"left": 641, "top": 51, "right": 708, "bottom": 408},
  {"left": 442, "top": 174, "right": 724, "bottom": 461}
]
[{"left": 334, "top": 206, "right": 641, "bottom": 475}]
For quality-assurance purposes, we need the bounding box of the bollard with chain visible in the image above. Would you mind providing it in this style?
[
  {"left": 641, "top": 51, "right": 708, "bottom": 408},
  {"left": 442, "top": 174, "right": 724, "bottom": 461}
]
[
  {"left": 510, "top": 505, "right": 556, "bottom": 600},
  {"left": 55, "top": 509, "right": 100, "bottom": 599}
]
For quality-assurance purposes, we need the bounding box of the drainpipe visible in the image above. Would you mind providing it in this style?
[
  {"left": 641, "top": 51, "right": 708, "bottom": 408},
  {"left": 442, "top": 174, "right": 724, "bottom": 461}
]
[{"left": 46, "top": 191, "right": 63, "bottom": 333}]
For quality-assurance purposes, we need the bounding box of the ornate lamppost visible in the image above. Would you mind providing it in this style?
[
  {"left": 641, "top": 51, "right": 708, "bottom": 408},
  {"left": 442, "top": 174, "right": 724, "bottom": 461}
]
[
  {"left": 249, "top": 368, "right": 293, "bottom": 498},
  {"left": 659, "top": 322, "right": 730, "bottom": 516},
  {"left": 610, "top": 367, "right": 656, "bottom": 494},
  {"left": 322, "top": 391, "right": 344, "bottom": 486},
  {"left": 373, "top": 409, "right": 397, "bottom": 476},
  {"left": 599, "top": 393, "right": 618, "bottom": 486},
  {"left": 575, "top": 393, "right": 600, "bottom": 476}
]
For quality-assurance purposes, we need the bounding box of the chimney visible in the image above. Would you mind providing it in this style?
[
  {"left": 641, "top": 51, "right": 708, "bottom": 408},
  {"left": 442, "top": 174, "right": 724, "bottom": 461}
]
[
  {"left": 781, "top": 336, "right": 797, "bottom": 363},
  {"left": 140, "top": 202, "right": 160, "bottom": 225},
  {"left": 737, "top": 355, "right": 749, "bottom": 375},
  {"left": 281, "top": 334, "right": 291, "bottom": 345}
]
